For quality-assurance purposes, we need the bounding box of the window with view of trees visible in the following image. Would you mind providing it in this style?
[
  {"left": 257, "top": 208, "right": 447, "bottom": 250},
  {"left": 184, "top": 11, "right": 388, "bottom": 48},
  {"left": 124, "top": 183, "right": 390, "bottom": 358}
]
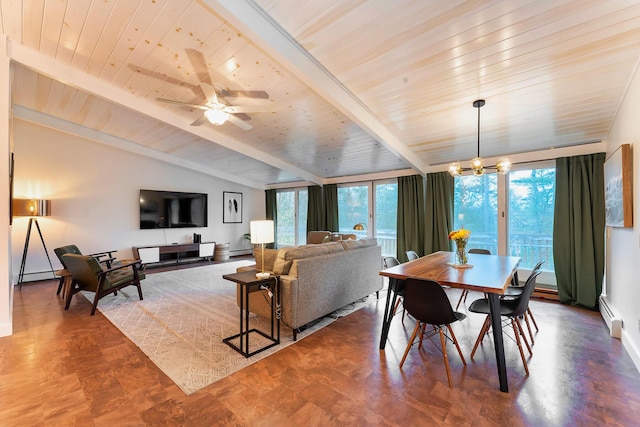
[
  {"left": 508, "top": 168, "right": 555, "bottom": 271},
  {"left": 452, "top": 174, "right": 498, "bottom": 254},
  {"left": 275, "top": 189, "right": 307, "bottom": 247},
  {"left": 453, "top": 165, "right": 556, "bottom": 287},
  {"left": 336, "top": 181, "right": 397, "bottom": 257}
]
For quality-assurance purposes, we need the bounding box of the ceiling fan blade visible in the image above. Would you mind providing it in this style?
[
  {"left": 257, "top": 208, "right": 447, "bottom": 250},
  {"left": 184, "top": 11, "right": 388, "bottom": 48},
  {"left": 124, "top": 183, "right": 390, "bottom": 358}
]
[
  {"left": 199, "top": 83, "right": 218, "bottom": 104},
  {"left": 156, "top": 98, "right": 208, "bottom": 110},
  {"left": 185, "top": 48, "right": 213, "bottom": 85},
  {"left": 226, "top": 114, "right": 253, "bottom": 130},
  {"left": 223, "top": 105, "right": 270, "bottom": 114},
  {"left": 190, "top": 115, "right": 209, "bottom": 126},
  {"left": 217, "top": 89, "right": 269, "bottom": 100}
]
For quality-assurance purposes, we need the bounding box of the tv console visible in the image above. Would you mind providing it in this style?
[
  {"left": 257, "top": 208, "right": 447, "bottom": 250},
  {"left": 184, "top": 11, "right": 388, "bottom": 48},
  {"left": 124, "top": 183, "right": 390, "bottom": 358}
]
[{"left": 133, "top": 242, "right": 215, "bottom": 269}]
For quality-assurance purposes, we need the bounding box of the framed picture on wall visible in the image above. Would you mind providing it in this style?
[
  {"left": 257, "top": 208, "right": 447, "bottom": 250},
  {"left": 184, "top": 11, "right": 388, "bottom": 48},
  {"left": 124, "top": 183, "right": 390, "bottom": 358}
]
[
  {"left": 223, "top": 191, "right": 243, "bottom": 223},
  {"left": 604, "top": 144, "right": 633, "bottom": 228}
]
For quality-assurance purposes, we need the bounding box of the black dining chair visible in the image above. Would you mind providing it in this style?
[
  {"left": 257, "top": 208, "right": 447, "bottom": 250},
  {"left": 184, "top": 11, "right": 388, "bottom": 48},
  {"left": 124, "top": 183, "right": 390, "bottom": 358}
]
[
  {"left": 468, "top": 270, "right": 542, "bottom": 375},
  {"left": 405, "top": 250, "right": 419, "bottom": 262},
  {"left": 455, "top": 248, "right": 491, "bottom": 309},
  {"left": 500, "top": 260, "right": 545, "bottom": 343},
  {"left": 383, "top": 256, "right": 407, "bottom": 324},
  {"left": 399, "top": 278, "right": 467, "bottom": 388}
]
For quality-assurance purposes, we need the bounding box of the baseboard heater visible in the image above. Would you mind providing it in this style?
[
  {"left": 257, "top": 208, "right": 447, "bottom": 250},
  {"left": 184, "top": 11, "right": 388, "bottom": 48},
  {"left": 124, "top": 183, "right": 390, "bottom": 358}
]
[{"left": 599, "top": 296, "right": 622, "bottom": 339}]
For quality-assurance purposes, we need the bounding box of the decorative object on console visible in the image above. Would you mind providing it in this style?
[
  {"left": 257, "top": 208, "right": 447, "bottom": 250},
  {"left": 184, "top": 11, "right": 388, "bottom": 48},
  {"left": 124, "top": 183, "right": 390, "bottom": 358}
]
[
  {"left": 223, "top": 191, "right": 243, "bottom": 223},
  {"left": 250, "top": 220, "right": 274, "bottom": 279},
  {"left": 448, "top": 99, "right": 512, "bottom": 177},
  {"left": 13, "top": 198, "right": 55, "bottom": 286}
]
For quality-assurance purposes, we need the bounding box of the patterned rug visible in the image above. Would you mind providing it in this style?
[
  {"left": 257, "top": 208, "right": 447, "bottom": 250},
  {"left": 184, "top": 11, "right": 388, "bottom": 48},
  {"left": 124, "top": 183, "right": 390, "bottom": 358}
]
[{"left": 85, "top": 260, "right": 374, "bottom": 395}]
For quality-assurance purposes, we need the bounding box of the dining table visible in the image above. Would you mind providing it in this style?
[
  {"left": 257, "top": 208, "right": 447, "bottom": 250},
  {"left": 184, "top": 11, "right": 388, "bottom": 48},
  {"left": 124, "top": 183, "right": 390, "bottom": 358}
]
[{"left": 379, "top": 250, "right": 520, "bottom": 393}]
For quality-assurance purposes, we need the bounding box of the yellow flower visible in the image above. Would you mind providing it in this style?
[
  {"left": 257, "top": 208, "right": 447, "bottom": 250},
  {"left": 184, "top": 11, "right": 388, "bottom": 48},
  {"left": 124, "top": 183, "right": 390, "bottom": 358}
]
[{"left": 448, "top": 228, "right": 471, "bottom": 240}]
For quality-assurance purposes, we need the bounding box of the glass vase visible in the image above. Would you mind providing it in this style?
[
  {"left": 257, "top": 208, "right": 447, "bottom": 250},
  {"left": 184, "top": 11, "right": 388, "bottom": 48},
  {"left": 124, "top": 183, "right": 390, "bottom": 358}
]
[{"left": 455, "top": 239, "right": 468, "bottom": 265}]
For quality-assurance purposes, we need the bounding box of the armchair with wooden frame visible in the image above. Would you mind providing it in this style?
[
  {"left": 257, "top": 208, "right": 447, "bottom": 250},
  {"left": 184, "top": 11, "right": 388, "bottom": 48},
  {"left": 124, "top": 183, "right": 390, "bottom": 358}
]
[
  {"left": 54, "top": 244, "right": 120, "bottom": 297},
  {"left": 62, "top": 253, "right": 144, "bottom": 315}
]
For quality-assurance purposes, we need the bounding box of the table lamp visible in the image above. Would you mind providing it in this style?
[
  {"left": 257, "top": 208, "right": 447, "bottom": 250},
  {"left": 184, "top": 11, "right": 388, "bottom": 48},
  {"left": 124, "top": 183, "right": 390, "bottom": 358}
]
[
  {"left": 250, "top": 220, "right": 274, "bottom": 279},
  {"left": 13, "top": 198, "right": 55, "bottom": 287}
]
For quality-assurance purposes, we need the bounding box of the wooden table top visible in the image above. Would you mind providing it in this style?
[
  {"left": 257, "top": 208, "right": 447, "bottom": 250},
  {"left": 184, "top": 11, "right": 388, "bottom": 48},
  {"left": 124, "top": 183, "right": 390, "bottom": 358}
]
[{"left": 379, "top": 251, "right": 520, "bottom": 294}]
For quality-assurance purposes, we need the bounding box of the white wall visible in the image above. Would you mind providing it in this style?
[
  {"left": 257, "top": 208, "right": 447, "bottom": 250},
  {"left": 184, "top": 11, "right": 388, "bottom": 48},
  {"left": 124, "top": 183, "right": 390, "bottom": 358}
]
[
  {"left": 10, "top": 119, "right": 263, "bottom": 283},
  {"left": 605, "top": 62, "right": 640, "bottom": 370}
]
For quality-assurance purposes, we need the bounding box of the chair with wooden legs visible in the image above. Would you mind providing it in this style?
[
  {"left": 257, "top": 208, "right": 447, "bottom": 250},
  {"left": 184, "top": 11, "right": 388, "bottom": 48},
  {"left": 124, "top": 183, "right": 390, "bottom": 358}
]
[
  {"left": 399, "top": 278, "right": 467, "bottom": 388},
  {"left": 383, "top": 256, "right": 407, "bottom": 324},
  {"left": 456, "top": 248, "right": 491, "bottom": 309},
  {"left": 500, "top": 260, "right": 544, "bottom": 343},
  {"left": 62, "top": 254, "right": 144, "bottom": 315},
  {"left": 468, "top": 270, "right": 542, "bottom": 375}
]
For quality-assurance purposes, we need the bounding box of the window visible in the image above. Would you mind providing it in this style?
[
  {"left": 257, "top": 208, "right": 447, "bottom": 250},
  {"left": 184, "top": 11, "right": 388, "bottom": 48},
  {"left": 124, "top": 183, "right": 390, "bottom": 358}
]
[
  {"left": 453, "top": 174, "right": 498, "bottom": 254},
  {"left": 375, "top": 182, "right": 398, "bottom": 257},
  {"left": 337, "top": 185, "right": 369, "bottom": 234},
  {"left": 276, "top": 191, "right": 295, "bottom": 247},
  {"left": 275, "top": 189, "right": 307, "bottom": 247},
  {"left": 453, "top": 164, "right": 556, "bottom": 287},
  {"left": 508, "top": 167, "right": 555, "bottom": 272},
  {"left": 337, "top": 181, "right": 398, "bottom": 257}
]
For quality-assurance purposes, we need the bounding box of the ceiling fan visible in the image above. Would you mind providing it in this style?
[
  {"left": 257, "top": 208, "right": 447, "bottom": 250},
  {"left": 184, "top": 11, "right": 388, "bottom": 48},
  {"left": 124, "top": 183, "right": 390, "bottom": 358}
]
[{"left": 156, "top": 82, "right": 269, "bottom": 130}]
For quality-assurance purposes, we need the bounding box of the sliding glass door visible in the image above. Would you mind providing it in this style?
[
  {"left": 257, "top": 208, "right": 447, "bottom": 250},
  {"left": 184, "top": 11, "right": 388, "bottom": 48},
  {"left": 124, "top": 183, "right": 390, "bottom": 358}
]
[
  {"left": 337, "top": 180, "right": 397, "bottom": 257},
  {"left": 453, "top": 163, "right": 556, "bottom": 287},
  {"left": 275, "top": 189, "right": 308, "bottom": 247}
]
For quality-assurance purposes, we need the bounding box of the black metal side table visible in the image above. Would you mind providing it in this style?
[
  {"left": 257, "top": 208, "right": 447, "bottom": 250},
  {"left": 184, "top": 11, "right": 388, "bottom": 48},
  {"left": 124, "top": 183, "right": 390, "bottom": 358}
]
[{"left": 222, "top": 270, "right": 280, "bottom": 357}]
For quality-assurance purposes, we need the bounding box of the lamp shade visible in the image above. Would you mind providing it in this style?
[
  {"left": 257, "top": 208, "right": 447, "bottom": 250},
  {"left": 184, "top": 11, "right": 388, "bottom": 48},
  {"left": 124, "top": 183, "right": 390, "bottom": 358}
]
[
  {"left": 13, "top": 199, "right": 51, "bottom": 217},
  {"left": 353, "top": 223, "right": 366, "bottom": 231},
  {"left": 250, "top": 220, "right": 274, "bottom": 244}
]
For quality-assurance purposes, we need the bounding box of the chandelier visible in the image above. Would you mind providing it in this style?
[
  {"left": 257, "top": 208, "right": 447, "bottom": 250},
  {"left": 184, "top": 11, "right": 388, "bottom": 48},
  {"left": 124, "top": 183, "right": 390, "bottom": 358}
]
[{"left": 448, "top": 99, "right": 512, "bottom": 177}]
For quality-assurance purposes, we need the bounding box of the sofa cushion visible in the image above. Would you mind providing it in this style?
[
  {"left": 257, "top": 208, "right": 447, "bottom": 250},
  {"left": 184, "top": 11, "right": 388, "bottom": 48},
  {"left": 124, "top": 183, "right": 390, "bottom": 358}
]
[
  {"left": 273, "top": 242, "right": 344, "bottom": 275},
  {"left": 341, "top": 237, "right": 379, "bottom": 250},
  {"left": 272, "top": 247, "right": 295, "bottom": 275}
]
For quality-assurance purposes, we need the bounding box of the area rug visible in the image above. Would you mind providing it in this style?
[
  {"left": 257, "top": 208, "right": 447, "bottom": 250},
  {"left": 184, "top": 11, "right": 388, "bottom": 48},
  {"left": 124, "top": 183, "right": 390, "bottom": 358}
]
[{"left": 85, "top": 260, "right": 374, "bottom": 395}]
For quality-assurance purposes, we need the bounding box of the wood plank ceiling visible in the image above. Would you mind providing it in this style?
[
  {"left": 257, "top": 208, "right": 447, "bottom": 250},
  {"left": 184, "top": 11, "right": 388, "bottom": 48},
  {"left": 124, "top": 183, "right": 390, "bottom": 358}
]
[{"left": 2, "top": 0, "right": 640, "bottom": 188}]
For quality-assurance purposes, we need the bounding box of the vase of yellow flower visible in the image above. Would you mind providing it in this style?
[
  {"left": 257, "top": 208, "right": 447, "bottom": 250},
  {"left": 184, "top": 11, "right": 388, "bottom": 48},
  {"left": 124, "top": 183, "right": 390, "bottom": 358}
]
[{"left": 448, "top": 228, "right": 471, "bottom": 265}]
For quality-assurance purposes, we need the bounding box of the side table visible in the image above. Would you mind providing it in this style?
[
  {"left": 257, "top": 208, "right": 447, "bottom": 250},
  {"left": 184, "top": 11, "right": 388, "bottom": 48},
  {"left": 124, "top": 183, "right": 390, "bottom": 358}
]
[{"left": 222, "top": 270, "right": 280, "bottom": 357}]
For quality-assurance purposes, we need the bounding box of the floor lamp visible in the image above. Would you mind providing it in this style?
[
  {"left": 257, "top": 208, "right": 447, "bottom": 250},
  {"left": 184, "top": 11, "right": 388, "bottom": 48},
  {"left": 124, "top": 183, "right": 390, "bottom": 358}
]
[
  {"left": 13, "top": 199, "right": 56, "bottom": 288},
  {"left": 250, "top": 220, "right": 274, "bottom": 279}
]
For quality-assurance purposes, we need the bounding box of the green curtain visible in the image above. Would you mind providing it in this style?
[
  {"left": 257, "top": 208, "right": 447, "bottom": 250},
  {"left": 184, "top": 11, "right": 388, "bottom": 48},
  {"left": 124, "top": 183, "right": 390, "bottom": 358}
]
[
  {"left": 265, "top": 189, "right": 277, "bottom": 249},
  {"left": 397, "top": 174, "right": 425, "bottom": 262},
  {"left": 425, "top": 172, "right": 454, "bottom": 254},
  {"left": 553, "top": 153, "right": 606, "bottom": 310},
  {"left": 307, "top": 185, "right": 325, "bottom": 232},
  {"left": 324, "top": 184, "right": 339, "bottom": 232}
]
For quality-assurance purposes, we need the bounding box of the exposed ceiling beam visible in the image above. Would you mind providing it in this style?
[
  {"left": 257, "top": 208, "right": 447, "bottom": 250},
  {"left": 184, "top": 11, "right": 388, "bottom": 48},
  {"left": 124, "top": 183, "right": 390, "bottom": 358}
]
[
  {"left": 205, "top": 0, "right": 429, "bottom": 175},
  {"left": 6, "top": 40, "right": 325, "bottom": 186}
]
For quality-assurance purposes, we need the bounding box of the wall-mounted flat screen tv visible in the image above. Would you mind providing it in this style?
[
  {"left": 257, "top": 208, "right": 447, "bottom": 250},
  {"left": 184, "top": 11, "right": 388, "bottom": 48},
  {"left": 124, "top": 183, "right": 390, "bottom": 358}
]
[{"left": 139, "top": 189, "right": 208, "bottom": 229}]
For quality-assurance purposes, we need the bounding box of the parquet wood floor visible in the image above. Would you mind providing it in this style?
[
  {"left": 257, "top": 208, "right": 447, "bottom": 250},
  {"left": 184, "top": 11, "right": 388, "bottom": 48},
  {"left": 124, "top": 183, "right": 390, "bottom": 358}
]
[{"left": 2, "top": 259, "right": 640, "bottom": 426}]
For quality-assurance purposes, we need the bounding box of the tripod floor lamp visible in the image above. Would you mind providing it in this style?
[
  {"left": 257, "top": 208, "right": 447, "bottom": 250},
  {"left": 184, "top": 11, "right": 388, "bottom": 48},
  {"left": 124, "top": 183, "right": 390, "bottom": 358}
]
[{"left": 13, "top": 199, "right": 55, "bottom": 288}]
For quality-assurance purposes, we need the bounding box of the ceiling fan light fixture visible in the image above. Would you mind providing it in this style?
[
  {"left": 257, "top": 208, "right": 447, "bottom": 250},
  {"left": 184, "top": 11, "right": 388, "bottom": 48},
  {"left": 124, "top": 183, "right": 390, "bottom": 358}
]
[
  {"left": 204, "top": 109, "right": 229, "bottom": 125},
  {"left": 448, "top": 99, "right": 511, "bottom": 177}
]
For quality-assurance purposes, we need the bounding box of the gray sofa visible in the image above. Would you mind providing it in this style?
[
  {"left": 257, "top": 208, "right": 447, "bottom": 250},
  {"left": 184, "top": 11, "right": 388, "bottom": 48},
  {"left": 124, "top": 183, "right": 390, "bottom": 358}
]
[{"left": 238, "top": 238, "right": 383, "bottom": 339}]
